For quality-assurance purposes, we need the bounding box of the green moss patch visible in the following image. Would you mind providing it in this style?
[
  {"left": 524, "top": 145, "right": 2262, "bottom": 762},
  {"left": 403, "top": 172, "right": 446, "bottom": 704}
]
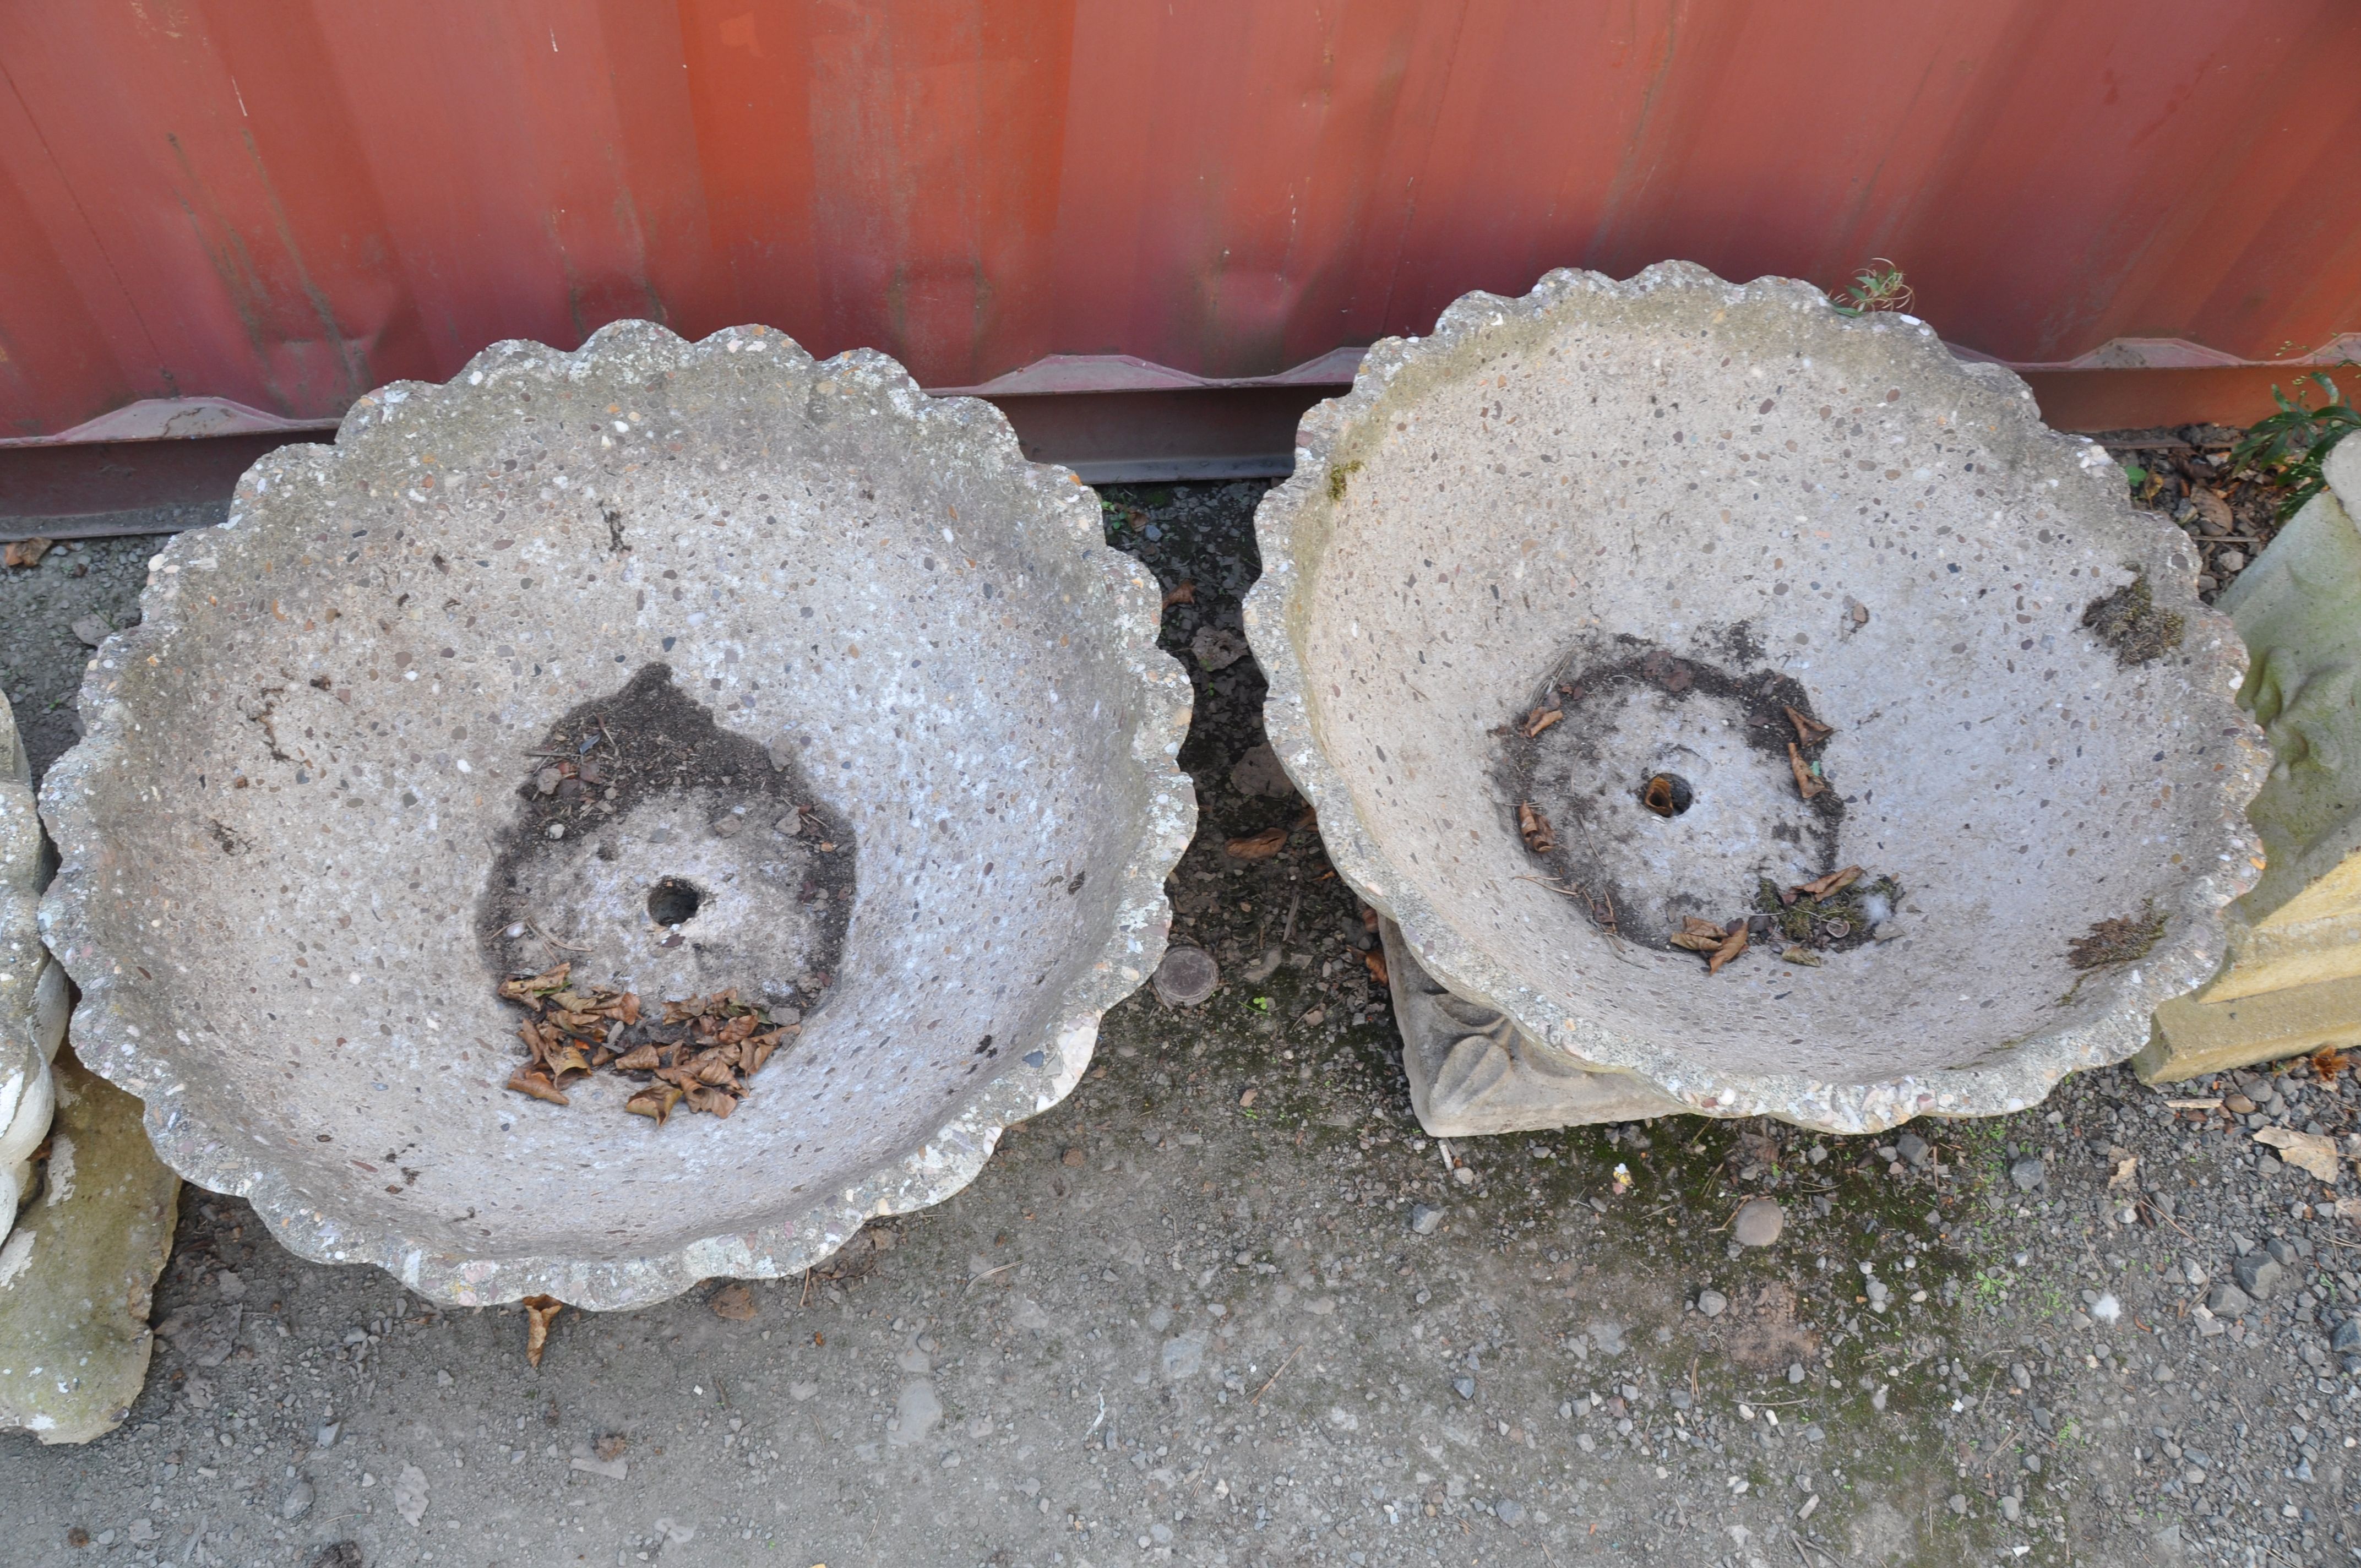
[{"left": 2080, "top": 572, "right": 2183, "bottom": 666}]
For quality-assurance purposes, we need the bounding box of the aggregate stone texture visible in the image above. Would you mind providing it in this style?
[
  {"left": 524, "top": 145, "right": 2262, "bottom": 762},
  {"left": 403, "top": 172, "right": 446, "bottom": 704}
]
[
  {"left": 1245, "top": 261, "right": 2268, "bottom": 1134},
  {"left": 1, "top": 487, "right": 2358, "bottom": 1568},
  {"left": 34, "top": 321, "right": 1195, "bottom": 1311},
  {"left": 0, "top": 1047, "right": 179, "bottom": 1444}
]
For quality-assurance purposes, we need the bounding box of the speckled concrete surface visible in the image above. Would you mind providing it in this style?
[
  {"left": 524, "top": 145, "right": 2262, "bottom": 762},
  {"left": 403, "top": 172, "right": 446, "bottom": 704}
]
[{"left": 1247, "top": 263, "right": 2267, "bottom": 1133}]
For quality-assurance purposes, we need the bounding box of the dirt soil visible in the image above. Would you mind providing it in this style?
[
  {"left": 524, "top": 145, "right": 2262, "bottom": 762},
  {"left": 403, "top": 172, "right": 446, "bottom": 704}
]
[
  {"left": 2095, "top": 424, "right": 2301, "bottom": 605},
  {"left": 2, "top": 486, "right": 2358, "bottom": 1568}
]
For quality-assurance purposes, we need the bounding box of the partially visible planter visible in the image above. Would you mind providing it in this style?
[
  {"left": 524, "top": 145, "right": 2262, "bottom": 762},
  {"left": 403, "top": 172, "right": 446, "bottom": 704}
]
[
  {"left": 2, "top": 692, "right": 178, "bottom": 1447},
  {"left": 1246, "top": 263, "right": 2264, "bottom": 1135},
  {"left": 0, "top": 693, "right": 67, "bottom": 1237},
  {"left": 2143, "top": 438, "right": 2361, "bottom": 1081},
  {"left": 39, "top": 322, "right": 1195, "bottom": 1309}
]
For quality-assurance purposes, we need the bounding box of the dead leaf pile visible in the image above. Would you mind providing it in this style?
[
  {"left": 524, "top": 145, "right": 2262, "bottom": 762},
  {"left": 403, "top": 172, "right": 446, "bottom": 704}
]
[
  {"left": 1782, "top": 703, "right": 1835, "bottom": 801},
  {"left": 1669, "top": 916, "right": 1749, "bottom": 974},
  {"left": 498, "top": 961, "right": 796, "bottom": 1125}
]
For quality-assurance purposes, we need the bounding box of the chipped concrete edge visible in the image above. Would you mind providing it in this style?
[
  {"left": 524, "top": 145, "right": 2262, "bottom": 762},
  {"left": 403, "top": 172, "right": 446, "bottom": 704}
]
[
  {"left": 1242, "top": 261, "right": 2266, "bottom": 1135},
  {"left": 36, "top": 321, "right": 1199, "bottom": 1310}
]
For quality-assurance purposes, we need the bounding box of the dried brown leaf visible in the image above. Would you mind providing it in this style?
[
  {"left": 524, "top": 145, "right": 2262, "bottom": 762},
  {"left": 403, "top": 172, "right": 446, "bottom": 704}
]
[
  {"left": 1161, "top": 579, "right": 1196, "bottom": 609},
  {"left": 1364, "top": 949, "right": 1390, "bottom": 987},
  {"left": 505, "top": 1069, "right": 569, "bottom": 1106},
  {"left": 4, "top": 537, "right": 53, "bottom": 570},
  {"left": 1782, "top": 704, "right": 1833, "bottom": 746},
  {"left": 611, "top": 1043, "right": 663, "bottom": 1072},
  {"left": 1668, "top": 916, "right": 1727, "bottom": 953},
  {"left": 1798, "top": 865, "right": 1863, "bottom": 900},
  {"left": 625, "top": 1084, "right": 683, "bottom": 1125},
  {"left": 2313, "top": 1048, "right": 2353, "bottom": 1083},
  {"left": 2255, "top": 1125, "right": 2339, "bottom": 1183},
  {"left": 547, "top": 1045, "right": 592, "bottom": 1080},
  {"left": 1226, "top": 826, "right": 1288, "bottom": 861},
  {"left": 709, "top": 1282, "right": 758, "bottom": 1321},
  {"left": 499, "top": 963, "right": 572, "bottom": 1002},
  {"left": 1521, "top": 706, "right": 1564, "bottom": 739},
  {"left": 521, "top": 1295, "right": 563, "bottom": 1367},
  {"left": 1706, "top": 925, "right": 1749, "bottom": 976},
  {"left": 1787, "top": 743, "right": 1827, "bottom": 801},
  {"left": 1778, "top": 946, "right": 1824, "bottom": 967},
  {"left": 1517, "top": 801, "right": 1556, "bottom": 854}
]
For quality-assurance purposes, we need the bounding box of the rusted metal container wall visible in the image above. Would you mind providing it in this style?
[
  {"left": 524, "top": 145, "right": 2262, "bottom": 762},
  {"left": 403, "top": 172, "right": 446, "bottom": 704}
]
[{"left": 3, "top": 1, "right": 2358, "bottom": 439}]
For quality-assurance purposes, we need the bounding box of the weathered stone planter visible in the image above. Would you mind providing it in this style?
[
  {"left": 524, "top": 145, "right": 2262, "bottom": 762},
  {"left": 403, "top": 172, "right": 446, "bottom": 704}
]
[
  {"left": 39, "top": 322, "right": 1194, "bottom": 1309},
  {"left": 2144, "top": 439, "right": 2361, "bottom": 1081},
  {"left": 3, "top": 693, "right": 179, "bottom": 1445},
  {"left": 1, "top": 694, "right": 66, "bottom": 1237},
  {"left": 1245, "top": 263, "right": 2265, "bottom": 1135}
]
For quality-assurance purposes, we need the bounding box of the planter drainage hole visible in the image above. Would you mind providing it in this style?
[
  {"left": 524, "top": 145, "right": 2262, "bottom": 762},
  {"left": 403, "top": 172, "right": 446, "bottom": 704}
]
[
  {"left": 1641, "top": 773, "right": 1694, "bottom": 818},
  {"left": 648, "top": 878, "right": 703, "bottom": 926}
]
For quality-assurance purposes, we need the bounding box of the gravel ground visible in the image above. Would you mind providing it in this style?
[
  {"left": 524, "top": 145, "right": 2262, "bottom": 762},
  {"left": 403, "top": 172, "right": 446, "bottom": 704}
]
[
  {"left": 0, "top": 535, "right": 156, "bottom": 782},
  {"left": 1, "top": 483, "right": 2357, "bottom": 1568}
]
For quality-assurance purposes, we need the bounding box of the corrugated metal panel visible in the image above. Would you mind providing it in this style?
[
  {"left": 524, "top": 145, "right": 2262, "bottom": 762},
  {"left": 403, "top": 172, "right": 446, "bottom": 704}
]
[{"left": 3, "top": 1, "right": 2357, "bottom": 440}]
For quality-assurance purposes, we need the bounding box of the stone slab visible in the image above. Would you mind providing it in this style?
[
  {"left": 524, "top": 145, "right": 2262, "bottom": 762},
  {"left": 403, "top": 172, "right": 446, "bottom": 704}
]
[
  {"left": 0, "top": 1047, "right": 179, "bottom": 1444},
  {"left": 2142, "top": 972, "right": 2361, "bottom": 1084}
]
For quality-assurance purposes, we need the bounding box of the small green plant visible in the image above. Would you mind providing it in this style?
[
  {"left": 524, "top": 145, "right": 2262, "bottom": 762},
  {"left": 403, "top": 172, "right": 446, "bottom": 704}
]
[
  {"left": 2231, "top": 368, "right": 2360, "bottom": 519},
  {"left": 1970, "top": 1271, "right": 2005, "bottom": 1309},
  {"left": 1830, "top": 259, "right": 1914, "bottom": 317}
]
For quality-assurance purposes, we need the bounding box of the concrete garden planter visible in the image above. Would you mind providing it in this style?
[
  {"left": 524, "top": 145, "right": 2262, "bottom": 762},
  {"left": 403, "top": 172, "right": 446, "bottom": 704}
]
[
  {"left": 2, "top": 693, "right": 179, "bottom": 1445},
  {"left": 1245, "top": 263, "right": 2266, "bottom": 1135},
  {"left": 39, "top": 322, "right": 1194, "bottom": 1309},
  {"left": 1, "top": 694, "right": 67, "bottom": 1244}
]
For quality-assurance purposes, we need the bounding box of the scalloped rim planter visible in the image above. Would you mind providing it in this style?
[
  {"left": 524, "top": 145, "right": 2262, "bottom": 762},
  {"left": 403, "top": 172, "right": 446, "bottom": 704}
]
[
  {"left": 1244, "top": 263, "right": 2266, "bottom": 1136},
  {"left": 39, "top": 322, "right": 1196, "bottom": 1309},
  {"left": 2, "top": 694, "right": 69, "bottom": 1238}
]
